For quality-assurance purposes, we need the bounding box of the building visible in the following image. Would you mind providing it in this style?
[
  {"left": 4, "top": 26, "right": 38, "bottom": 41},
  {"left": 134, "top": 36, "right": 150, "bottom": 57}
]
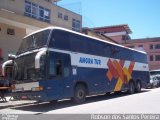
[
  {"left": 92, "top": 24, "right": 132, "bottom": 43},
  {"left": 92, "top": 24, "right": 160, "bottom": 70},
  {"left": 0, "top": 0, "right": 82, "bottom": 62},
  {"left": 82, "top": 27, "right": 118, "bottom": 44},
  {"left": 124, "top": 37, "right": 160, "bottom": 70}
]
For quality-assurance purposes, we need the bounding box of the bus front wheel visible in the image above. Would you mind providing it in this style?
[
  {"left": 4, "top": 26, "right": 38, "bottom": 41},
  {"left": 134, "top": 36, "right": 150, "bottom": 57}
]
[{"left": 72, "top": 85, "right": 86, "bottom": 104}]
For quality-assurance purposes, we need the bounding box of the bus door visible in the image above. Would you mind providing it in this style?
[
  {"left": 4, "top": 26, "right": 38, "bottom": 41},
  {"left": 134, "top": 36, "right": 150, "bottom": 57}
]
[{"left": 47, "top": 51, "right": 72, "bottom": 99}]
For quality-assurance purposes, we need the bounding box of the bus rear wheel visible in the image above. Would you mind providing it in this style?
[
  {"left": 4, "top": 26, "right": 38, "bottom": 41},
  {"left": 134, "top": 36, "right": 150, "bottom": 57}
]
[
  {"left": 72, "top": 85, "right": 86, "bottom": 104},
  {"left": 135, "top": 81, "right": 141, "bottom": 93},
  {"left": 128, "top": 81, "right": 135, "bottom": 94}
]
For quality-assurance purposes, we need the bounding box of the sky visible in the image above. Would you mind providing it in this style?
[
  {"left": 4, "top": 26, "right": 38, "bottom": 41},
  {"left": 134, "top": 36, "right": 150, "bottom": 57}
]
[{"left": 58, "top": 0, "right": 160, "bottom": 39}]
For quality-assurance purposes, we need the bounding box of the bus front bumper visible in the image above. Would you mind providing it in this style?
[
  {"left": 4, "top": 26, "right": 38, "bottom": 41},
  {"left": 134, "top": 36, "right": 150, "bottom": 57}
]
[{"left": 11, "top": 91, "right": 48, "bottom": 102}]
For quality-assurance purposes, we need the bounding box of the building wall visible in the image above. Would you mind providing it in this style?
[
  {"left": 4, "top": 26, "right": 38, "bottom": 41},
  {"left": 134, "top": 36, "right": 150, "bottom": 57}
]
[
  {"left": 0, "top": 0, "right": 82, "bottom": 61},
  {"left": 0, "top": 0, "right": 25, "bottom": 15},
  {"left": 108, "top": 35, "right": 123, "bottom": 44},
  {"left": 124, "top": 40, "right": 160, "bottom": 70},
  {"left": 0, "top": 48, "right": 2, "bottom": 64},
  {"left": 82, "top": 28, "right": 118, "bottom": 43},
  {"left": 0, "top": 0, "right": 82, "bottom": 31},
  {"left": 0, "top": 23, "right": 26, "bottom": 61},
  {"left": 51, "top": 4, "right": 82, "bottom": 30}
]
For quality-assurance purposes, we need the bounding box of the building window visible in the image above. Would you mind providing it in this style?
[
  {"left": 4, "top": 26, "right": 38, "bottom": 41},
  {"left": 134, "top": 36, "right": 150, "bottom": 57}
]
[
  {"left": 58, "top": 12, "right": 62, "bottom": 19},
  {"left": 39, "top": 6, "right": 44, "bottom": 20},
  {"left": 155, "top": 44, "right": 160, "bottom": 49},
  {"left": 100, "top": 31, "right": 105, "bottom": 34},
  {"left": 44, "top": 0, "right": 51, "bottom": 2},
  {"left": 24, "top": 0, "right": 50, "bottom": 23},
  {"left": 127, "top": 46, "right": 134, "bottom": 48},
  {"left": 7, "top": 28, "right": 15, "bottom": 35},
  {"left": 25, "top": 1, "right": 31, "bottom": 16},
  {"left": 138, "top": 45, "right": 143, "bottom": 47},
  {"left": 150, "top": 44, "right": 153, "bottom": 49},
  {"left": 64, "top": 15, "right": 68, "bottom": 21},
  {"left": 122, "top": 35, "right": 126, "bottom": 40},
  {"left": 124, "top": 35, "right": 131, "bottom": 40},
  {"left": 150, "top": 55, "right": 154, "bottom": 61},
  {"left": 44, "top": 8, "right": 50, "bottom": 22},
  {"left": 155, "top": 55, "right": 160, "bottom": 61},
  {"left": 72, "top": 19, "right": 80, "bottom": 32},
  {"left": 32, "top": 3, "right": 38, "bottom": 18}
]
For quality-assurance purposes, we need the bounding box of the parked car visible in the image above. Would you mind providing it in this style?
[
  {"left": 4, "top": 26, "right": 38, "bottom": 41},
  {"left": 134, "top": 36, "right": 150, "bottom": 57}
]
[{"left": 147, "top": 75, "right": 160, "bottom": 88}]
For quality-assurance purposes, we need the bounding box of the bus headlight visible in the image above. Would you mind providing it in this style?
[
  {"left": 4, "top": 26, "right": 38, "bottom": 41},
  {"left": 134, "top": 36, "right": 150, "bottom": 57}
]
[{"left": 31, "top": 86, "right": 44, "bottom": 91}]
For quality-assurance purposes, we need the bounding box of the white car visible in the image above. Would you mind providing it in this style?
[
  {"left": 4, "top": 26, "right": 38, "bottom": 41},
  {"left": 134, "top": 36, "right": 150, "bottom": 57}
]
[{"left": 149, "top": 75, "right": 160, "bottom": 88}]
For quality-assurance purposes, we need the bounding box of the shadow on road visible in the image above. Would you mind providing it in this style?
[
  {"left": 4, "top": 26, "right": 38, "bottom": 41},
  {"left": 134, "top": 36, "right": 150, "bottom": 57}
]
[{"left": 2, "top": 89, "right": 151, "bottom": 113}]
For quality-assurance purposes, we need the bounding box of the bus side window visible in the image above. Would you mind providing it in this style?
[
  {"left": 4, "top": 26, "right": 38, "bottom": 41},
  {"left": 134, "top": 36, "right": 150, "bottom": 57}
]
[
  {"left": 55, "top": 60, "right": 63, "bottom": 76},
  {"left": 64, "top": 67, "right": 70, "bottom": 77},
  {"left": 49, "top": 59, "right": 63, "bottom": 78},
  {"left": 49, "top": 60, "right": 56, "bottom": 77}
]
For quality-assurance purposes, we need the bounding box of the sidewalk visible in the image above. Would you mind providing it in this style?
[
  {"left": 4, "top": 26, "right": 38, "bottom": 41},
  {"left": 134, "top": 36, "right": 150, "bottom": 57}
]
[{"left": 0, "top": 97, "right": 35, "bottom": 109}]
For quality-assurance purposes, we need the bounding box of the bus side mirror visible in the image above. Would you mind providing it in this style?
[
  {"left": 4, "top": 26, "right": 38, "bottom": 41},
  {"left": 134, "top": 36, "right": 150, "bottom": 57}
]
[
  {"left": 35, "top": 49, "right": 47, "bottom": 69},
  {"left": 8, "top": 54, "right": 16, "bottom": 60},
  {"left": 2, "top": 60, "right": 13, "bottom": 76}
]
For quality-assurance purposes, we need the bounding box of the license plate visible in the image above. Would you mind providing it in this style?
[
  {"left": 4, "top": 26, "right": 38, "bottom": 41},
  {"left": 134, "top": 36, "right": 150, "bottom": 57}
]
[{"left": 21, "top": 96, "right": 27, "bottom": 99}]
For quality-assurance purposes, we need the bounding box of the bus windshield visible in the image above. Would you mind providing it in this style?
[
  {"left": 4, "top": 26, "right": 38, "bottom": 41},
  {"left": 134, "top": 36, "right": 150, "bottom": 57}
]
[
  {"left": 17, "top": 29, "right": 51, "bottom": 55},
  {"left": 13, "top": 52, "right": 46, "bottom": 82},
  {"left": 150, "top": 70, "right": 160, "bottom": 76}
]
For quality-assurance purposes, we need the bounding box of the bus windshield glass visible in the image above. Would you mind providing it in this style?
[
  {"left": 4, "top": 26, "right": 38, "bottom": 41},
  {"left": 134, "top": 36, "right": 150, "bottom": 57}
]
[
  {"left": 17, "top": 29, "right": 51, "bottom": 55},
  {"left": 150, "top": 70, "right": 160, "bottom": 76}
]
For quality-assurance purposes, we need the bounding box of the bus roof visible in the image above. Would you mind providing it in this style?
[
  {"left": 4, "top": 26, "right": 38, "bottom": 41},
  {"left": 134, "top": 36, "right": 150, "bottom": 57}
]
[
  {"left": 25, "top": 27, "right": 147, "bottom": 54},
  {"left": 150, "top": 69, "right": 160, "bottom": 72}
]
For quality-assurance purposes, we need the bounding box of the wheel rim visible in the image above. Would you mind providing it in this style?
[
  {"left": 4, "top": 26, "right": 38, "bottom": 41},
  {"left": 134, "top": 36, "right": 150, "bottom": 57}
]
[
  {"left": 131, "top": 84, "right": 134, "bottom": 92},
  {"left": 77, "top": 90, "right": 85, "bottom": 99},
  {"left": 137, "top": 82, "right": 141, "bottom": 91},
  {"left": 130, "top": 83, "right": 134, "bottom": 93}
]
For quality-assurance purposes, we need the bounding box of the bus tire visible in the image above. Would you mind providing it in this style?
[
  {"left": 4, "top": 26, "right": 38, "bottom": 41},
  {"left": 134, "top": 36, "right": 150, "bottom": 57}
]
[
  {"left": 128, "top": 81, "right": 135, "bottom": 94},
  {"left": 72, "top": 85, "right": 86, "bottom": 104},
  {"left": 135, "top": 81, "right": 141, "bottom": 93},
  {"left": 105, "top": 92, "right": 110, "bottom": 95}
]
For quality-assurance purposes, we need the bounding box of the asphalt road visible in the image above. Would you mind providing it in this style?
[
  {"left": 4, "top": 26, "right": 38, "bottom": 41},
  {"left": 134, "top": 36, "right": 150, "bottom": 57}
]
[{"left": 0, "top": 88, "right": 160, "bottom": 114}]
